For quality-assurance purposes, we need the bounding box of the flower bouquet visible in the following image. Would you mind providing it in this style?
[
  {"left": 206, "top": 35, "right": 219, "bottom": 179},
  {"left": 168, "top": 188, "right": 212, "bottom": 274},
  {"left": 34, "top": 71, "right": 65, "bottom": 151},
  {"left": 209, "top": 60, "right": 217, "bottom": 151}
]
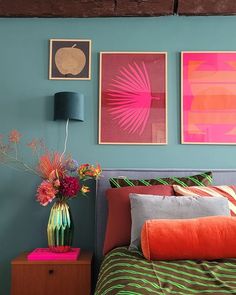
[{"left": 0, "top": 130, "right": 101, "bottom": 252}]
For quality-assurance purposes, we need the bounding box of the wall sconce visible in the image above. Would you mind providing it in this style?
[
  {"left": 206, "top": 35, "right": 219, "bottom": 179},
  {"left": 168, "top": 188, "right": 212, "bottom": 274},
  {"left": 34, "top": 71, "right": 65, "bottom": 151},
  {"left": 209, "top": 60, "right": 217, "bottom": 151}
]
[
  {"left": 54, "top": 91, "right": 84, "bottom": 122},
  {"left": 54, "top": 91, "right": 84, "bottom": 157}
]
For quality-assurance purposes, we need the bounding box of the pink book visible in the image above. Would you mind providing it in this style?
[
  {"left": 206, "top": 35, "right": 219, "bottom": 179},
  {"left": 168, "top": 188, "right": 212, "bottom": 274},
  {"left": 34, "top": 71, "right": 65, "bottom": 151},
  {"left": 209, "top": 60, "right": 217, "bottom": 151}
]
[{"left": 27, "top": 248, "right": 80, "bottom": 261}]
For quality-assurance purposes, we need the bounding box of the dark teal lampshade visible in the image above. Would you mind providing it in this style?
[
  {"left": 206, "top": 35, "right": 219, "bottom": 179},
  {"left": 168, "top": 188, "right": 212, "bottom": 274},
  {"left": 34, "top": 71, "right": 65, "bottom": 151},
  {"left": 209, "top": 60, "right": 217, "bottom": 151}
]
[{"left": 54, "top": 92, "right": 84, "bottom": 121}]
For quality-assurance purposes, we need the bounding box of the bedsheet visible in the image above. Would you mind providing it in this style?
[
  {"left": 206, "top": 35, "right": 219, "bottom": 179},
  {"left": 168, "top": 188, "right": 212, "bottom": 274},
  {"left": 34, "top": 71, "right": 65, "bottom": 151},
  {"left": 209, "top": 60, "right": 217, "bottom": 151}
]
[{"left": 95, "top": 247, "right": 236, "bottom": 295}]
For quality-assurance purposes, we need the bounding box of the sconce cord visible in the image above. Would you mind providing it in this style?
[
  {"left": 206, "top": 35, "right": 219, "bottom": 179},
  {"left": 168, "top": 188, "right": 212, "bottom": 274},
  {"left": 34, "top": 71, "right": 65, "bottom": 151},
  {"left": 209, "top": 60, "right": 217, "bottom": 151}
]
[{"left": 60, "top": 118, "right": 69, "bottom": 161}]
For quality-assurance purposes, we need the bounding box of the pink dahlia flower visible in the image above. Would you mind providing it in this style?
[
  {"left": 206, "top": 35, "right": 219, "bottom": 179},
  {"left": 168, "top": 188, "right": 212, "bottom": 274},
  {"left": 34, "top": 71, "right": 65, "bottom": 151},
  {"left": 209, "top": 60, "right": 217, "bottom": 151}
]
[
  {"left": 36, "top": 180, "right": 57, "bottom": 206},
  {"left": 60, "top": 176, "right": 80, "bottom": 197}
]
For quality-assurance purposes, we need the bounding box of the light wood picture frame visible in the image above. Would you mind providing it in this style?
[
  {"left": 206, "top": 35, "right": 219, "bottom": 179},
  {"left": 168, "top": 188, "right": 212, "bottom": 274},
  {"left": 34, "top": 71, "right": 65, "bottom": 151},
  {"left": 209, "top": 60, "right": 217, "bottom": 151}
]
[
  {"left": 99, "top": 52, "right": 168, "bottom": 145},
  {"left": 49, "top": 39, "right": 91, "bottom": 80}
]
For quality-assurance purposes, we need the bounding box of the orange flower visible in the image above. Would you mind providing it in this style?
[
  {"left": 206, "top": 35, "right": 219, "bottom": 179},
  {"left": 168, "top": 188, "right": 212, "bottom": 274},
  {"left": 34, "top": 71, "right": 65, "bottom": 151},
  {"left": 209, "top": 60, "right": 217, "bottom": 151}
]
[
  {"left": 81, "top": 185, "right": 90, "bottom": 194},
  {"left": 9, "top": 130, "right": 21, "bottom": 143},
  {"left": 27, "top": 139, "right": 38, "bottom": 152},
  {"left": 37, "top": 152, "right": 65, "bottom": 179},
  {"left": 48, "top": 170, "right": 58, "bottom": 181},
  {"left": 93, "top": 164, "right": 102, "bottom": 178},
  {"left": 48, "top": 170, "right": 60, "bottom": 187},
  {"left": 78, "top": 163, "right": 102, "bottom": 179}
]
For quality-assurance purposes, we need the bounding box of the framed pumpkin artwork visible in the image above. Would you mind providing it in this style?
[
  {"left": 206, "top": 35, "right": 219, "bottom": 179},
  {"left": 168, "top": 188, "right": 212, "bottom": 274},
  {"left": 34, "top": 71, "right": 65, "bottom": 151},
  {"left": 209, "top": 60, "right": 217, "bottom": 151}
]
[
  {"left": 182, "top": 51, "right": 236, "bottom": 144},
  {"left": 99, "top": 52, "right": 167, "bottom": 145},
  {"left": 49, "top": 39, "right": 91, "bottom": 80}
]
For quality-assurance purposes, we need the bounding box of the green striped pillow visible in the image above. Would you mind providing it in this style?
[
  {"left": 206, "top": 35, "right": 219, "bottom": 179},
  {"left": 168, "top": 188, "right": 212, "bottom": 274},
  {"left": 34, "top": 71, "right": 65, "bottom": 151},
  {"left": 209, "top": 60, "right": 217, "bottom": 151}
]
[{"left": 109, "top": 172, "right": 213, "bottom": 188}]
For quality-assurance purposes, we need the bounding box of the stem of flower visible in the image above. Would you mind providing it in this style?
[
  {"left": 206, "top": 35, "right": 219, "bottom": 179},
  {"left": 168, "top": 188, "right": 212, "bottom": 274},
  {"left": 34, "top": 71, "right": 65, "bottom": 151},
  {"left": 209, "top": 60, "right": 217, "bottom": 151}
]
[
  {"left": 15, "top": 143, "right": 18, "bottom": 159},
  {"left": 0, "top": 150, "right": 41, "bottom": 176}
]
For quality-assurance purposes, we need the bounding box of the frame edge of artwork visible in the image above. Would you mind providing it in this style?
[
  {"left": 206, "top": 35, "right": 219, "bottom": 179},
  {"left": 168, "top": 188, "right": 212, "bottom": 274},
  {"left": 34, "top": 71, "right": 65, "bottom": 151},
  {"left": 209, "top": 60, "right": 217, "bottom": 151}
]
[
  {"left": 98, "top": 51, "right": 168, "bottom": 145},
  {"left": 48, "top": 38, "right": 92, "bottom": 80}
]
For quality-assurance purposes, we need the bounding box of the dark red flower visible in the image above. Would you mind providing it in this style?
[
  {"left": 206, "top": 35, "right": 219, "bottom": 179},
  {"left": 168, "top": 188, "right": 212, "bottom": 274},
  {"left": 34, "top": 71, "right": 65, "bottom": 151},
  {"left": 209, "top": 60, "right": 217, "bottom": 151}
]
[{"left": 60, "top": 176, "right": 80, "bottom": 197}]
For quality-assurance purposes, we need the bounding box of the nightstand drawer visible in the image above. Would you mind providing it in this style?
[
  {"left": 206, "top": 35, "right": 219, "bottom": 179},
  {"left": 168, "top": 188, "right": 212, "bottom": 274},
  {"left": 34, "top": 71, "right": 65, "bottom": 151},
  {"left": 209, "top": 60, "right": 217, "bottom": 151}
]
[{"left": 11, "top": 251, "right": 92, "bottom": 295}]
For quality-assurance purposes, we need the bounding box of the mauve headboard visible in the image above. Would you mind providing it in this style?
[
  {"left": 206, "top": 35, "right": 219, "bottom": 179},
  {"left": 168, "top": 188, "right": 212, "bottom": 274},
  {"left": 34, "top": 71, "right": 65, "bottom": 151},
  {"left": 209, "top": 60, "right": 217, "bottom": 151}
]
[{"left": 95, "top": 168, "right": 236, "bottom": 272}]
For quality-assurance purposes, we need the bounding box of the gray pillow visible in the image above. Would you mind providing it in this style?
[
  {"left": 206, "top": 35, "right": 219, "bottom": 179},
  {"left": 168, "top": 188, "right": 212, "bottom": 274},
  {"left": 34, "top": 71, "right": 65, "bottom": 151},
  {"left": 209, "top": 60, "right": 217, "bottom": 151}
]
[{"left": 129, "top": 194, "right": 230, "bottom": 250}]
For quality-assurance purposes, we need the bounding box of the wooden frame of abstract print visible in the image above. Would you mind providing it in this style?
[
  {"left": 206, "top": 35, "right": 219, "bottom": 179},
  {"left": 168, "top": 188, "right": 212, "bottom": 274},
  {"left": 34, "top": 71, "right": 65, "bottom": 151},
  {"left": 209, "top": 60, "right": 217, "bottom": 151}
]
[
  {"left": 181, "top": 51, "right": 236, "bottom": 145},
  {"left": 99, "top": 52, "right": 167, "bottom": 145},
  {"left": 49, "top": 39, "right": 91, "bottom": 80}
]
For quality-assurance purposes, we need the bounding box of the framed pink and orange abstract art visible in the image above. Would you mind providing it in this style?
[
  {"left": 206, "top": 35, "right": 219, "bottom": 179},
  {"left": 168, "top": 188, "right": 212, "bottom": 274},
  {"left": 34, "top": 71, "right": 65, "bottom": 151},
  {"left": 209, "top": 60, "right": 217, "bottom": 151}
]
[
  {"left": 182, "top": 51, "right": 236, "bottom": 145},
  {"left": 99, "top": 52, "right": 167, "bottom": 145}
]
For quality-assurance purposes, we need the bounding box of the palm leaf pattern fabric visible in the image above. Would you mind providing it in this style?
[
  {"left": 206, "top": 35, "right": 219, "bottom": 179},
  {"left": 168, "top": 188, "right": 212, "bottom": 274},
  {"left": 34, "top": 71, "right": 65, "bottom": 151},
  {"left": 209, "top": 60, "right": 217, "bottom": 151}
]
[
  {"left": 107, "top": 62, "right": 157, "bottom": 135},
  {"left": 109, "top": 172, "right": 213, "bottom": 188},
  {"left": 95, "top": 247, "right": 236, "bottom": 295}
]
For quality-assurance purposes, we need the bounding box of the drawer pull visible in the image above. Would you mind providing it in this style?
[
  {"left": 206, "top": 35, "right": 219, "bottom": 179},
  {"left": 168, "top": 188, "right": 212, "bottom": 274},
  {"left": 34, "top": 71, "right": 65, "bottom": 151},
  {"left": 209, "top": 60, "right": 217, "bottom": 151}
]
[{"left": 48, "top": 269, "right": 54, "bottom": 274}]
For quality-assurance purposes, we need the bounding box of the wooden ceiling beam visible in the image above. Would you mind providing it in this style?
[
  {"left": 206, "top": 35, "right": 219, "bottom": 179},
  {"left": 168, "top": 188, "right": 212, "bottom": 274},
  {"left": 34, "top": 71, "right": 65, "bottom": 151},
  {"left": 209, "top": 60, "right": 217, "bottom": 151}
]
[
  {"left": 1, "top": 0, "right": 236, "bottom": 17},
  {"left": 115, "top": 0, "right": 175, "bottom": 17},
  {"left": 0, "top": 0, "right": 174, "bottom": 17},
  {"left": 178, "top": 0, "right": 236, "bottom": 16}
]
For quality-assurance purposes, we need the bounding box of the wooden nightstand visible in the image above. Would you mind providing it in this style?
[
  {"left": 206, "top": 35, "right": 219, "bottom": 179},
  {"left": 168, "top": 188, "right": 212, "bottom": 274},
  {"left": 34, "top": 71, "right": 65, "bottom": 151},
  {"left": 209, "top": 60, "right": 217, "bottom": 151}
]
[{"left": 11, "top": 250, "right": 92, "bottom": 295}]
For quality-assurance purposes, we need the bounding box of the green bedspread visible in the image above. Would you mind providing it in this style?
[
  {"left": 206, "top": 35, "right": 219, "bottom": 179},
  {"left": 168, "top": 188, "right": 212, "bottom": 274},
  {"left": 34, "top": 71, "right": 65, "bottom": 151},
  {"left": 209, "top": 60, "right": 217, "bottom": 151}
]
[{"left": 95, "top": 247, "right": 236, "bottom": 295}]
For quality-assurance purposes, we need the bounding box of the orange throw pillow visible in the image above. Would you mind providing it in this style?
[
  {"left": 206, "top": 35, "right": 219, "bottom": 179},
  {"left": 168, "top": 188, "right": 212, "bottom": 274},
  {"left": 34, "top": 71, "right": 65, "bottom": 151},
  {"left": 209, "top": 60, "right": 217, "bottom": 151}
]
[{"left": 141, "top": 216, "right": 236, "bottom": 261}]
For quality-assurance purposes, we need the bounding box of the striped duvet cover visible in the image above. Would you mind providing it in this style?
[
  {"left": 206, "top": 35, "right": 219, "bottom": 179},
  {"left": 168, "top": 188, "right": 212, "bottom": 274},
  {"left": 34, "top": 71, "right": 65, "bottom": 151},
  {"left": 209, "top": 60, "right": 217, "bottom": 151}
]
[{"left": 95, "top": 247, "right": 236, "bottom": 295}]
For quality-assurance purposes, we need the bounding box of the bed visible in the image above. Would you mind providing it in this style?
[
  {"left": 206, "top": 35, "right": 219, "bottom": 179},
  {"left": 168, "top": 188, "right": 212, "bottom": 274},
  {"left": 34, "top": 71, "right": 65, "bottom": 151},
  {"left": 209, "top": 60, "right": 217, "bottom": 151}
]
[{"left": 94, "top": 169, "right": 236, "bottom": 294}]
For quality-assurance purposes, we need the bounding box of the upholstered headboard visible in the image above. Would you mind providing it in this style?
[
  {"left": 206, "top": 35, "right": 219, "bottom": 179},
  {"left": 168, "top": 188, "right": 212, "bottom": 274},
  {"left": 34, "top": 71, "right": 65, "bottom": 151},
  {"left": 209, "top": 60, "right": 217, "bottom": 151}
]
[{"left": 95, "top": 168, "right": 236, "bottom": 272}]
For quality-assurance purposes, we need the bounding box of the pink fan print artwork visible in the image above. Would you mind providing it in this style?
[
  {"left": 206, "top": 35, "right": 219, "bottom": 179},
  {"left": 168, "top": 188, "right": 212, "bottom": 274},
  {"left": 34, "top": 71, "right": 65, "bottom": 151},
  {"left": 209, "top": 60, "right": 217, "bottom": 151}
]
[
  {"left": 108, "top": 62, "right": 159, "bottom": 136},
  {"left": 99, "top": 52, "right": 167, "bottom": 144}
]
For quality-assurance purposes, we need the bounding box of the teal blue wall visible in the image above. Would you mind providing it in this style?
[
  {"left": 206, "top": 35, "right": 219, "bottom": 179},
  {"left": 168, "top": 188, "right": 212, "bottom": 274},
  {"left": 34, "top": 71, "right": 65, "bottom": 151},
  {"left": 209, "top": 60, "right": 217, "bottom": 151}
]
[{"left": 1, "top": 16, "right": 236, "bottom": 294}]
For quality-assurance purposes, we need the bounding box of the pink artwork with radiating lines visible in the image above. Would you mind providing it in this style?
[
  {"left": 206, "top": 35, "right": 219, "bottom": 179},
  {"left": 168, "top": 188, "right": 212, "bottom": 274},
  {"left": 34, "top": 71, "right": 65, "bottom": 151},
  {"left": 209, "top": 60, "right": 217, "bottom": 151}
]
[
  {"left": 100, "top": 53, "right": 167, "bottom": 144},
  {"left": 182, "top": 52, "right": 236, "bottom": 144}
]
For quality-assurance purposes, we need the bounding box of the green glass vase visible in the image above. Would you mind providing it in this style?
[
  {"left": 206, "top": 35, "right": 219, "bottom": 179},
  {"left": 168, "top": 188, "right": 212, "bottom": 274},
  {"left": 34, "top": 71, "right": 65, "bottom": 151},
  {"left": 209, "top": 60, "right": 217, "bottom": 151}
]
[{"left": 47, "top": 200, "right": 74, "bottom": 252}]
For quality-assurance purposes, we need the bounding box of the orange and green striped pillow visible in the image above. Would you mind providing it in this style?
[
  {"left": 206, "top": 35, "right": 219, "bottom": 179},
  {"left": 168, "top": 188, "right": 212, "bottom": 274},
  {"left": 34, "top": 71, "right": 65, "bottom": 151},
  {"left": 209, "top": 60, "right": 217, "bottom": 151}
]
[
  {"left": 173, "top": 185, "right": 236, "bottom": 216},
  {"left": 109, "top": 172, "right": 212, "bottom": 188}
]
